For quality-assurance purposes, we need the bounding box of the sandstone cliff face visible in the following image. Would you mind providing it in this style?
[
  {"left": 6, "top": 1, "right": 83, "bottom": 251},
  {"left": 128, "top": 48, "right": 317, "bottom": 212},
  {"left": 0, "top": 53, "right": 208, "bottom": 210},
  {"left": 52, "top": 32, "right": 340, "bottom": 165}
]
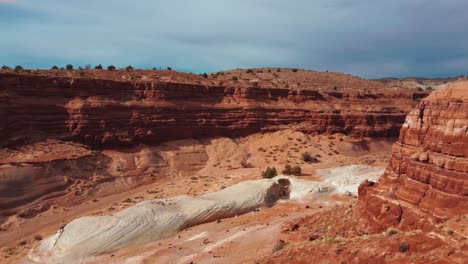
[
  {"left": 0, "top": 71, "right": 426, "bottom": 147},
  {"left": 0, "top": 69, "right": 426, "bottom": 218},
  {"left": 358, "top": 81, "right": 468, "bottom": 231}
]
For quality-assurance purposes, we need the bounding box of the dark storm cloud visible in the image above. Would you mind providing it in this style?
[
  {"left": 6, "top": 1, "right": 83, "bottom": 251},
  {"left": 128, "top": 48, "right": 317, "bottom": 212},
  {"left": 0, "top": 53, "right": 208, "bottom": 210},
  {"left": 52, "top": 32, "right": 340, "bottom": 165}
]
[{"left": 1, "top": 0, "right": 467, "bottom": 78}]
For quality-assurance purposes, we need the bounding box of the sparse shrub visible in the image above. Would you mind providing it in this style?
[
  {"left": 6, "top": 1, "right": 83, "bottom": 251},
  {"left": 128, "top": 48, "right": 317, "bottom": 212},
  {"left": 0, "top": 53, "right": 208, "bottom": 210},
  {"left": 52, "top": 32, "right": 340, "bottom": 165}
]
[
  {"left": 14, "top": 65, "right": 23, "bottom": 72},
  {"left": 33, "top": 234, "right": 43, "bottom": 241},
  {"left": 262, "top": 167, "right": 278, "bottom": 179},
  {"left": 416, "top": 87, "right": 423, "bottom": 91},
  {"left": 51, "top": 65, "right": 59, "bottom": 70},
  {"left": 252, "top": 81, "right": 259, "bottom": 87},
  {"left": 291, "top": 165, "right": 302, "bottom": 176},
  {"left": 66, "top": 64, "right": 73, "bottom": 70},
  {"left": 272, "top": 239, "right": 286, "bottom": 253},
  {"left": 399, "top": 242, "right": 409, "bottom": 253},
  {"left": 202, "top": 72, "right": 208, "bottom": 78},
  {"left": 292, "top": 68, "right": 299, "bottom": 72},
  {"left": 1, "top": 65, "right": 10, "bottom": 70},
  {"left": 85, "top": 64, "right": 91, "bottom": 70},
  {"left": 122, "top": 198, "right": 133, "bottom": 203},
  {"left": 126, "top": 65, "right": 134, "bottom": 71},
  {"left": 246, "top": 69, "right": 254, "bottom": 74},
  {"left": 277, "top": 68, "right": 281, "bottom": 72},
  {"left": 426, "top": 87, "right": 433, "bottom": 91},
  {"left": 447, "top": 230, "right": 454, "bottom": 235},
  {"left": 94, "top": 64, "right": 103, "bottom": 69},
  {"left": 386, "top": 227, "right": 399, "bottom": 236},
  {"left": 17, "top": 240, "right": 27, "bottom": 246},
  {"left": 282, "top": 164, "right": 293, "bottom": 175},
  {"left": 152, "top": 67, "right": 157, "bottom": 70},
  {"left": 232, "top": 76, "right": 239, "bottom": 81},
  {"left": 302, "top": 151, "right": 313, "bottom": 162},
  {"left": 107, "top": 65, "right": 116, "bottom": 71},
  {"left": 167, "top": 67, "right": 172, "bottom": 70}
]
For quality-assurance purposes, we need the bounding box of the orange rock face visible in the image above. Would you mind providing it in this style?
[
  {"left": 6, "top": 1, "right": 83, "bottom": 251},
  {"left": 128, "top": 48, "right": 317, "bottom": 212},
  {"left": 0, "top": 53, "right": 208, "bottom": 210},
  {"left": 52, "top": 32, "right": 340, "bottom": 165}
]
[
  {"left": 0, "top": 69, "right": 426, "bottom": 219},
  {"left": 0, "top": 70, "right": 426, "bottom": 147},
  {"left": 358, "top": 81, "right": 468, "bottom": 231}
]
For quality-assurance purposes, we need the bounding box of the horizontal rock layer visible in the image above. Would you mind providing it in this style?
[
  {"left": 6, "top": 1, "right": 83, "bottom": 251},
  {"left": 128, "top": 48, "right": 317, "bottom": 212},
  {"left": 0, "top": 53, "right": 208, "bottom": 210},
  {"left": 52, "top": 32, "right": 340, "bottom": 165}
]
[
  {"left": 358, "top": 81, "right": 468, "bottom": 231},
  {"left": 0, "top": 72, "right": 426, "bottom": 147}
]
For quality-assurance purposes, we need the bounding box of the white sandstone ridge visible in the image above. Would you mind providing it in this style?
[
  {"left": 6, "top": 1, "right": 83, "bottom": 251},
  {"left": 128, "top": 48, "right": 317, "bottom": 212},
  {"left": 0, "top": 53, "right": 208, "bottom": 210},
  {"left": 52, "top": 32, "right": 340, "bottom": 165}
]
[
  {"left": 317, "top": 165, "right": 385, "bottom": 195},
  {"left": 28, "top": 165, "right": 383, "bottom": 263}
]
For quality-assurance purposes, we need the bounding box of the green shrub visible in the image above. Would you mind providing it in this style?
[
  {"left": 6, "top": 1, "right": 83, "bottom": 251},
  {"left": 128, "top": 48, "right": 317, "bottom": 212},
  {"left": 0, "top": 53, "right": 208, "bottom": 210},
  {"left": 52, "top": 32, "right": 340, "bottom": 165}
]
[
  {"left": 167, "top": 67, "right": 172, "bottom": 70},
  {"left": 291, "top": 165, "right": 301, "bottom": 176},
  {"left": 202, "top": 72, "right": 208, "bottom": 78},
  {"left": 232, "top": 76, "right": 239, "bottom": 81},
  {"left": 386, "top": 227, "right": 399, "bottom": 236},
  {"left": 282, "top": 164, "right": 292, "bottom": 175},
  {"left": 1, "top": 65, "right": 10, "bottom": 70},
  {"left": 292, "top": 68, "right": 299, "bottom": 72},
  {"left": 14, "top": 65, "right": 23, "bottom": 71},
  {"left": 246, "top": 69, "right": 254, "bottom": 74},
  {"left": 262, "top": 167, "right": 278, "bottom": 179},
  {"left": 85, "top": 64, "right": 91, "bottom": 70},
  {"left": 399, "top": 242, "right": 409, "bottom": 253},
  {"left": 94, "top": 64, "right": 103, "bottom": 69},
  {"left": 66, "top": 64, "right": 73, "bottom": 70},
  {"left": 107, "top": 65, "right": 116, "bottom": 71},
  {"left": 302, "top": 151, "right": 313, "bottom": 162},
  {"left": 51, "top": 65, "right": 59, "bottom": 70},
  {"left": 126, "top": 65, "right": 134, "bottom": 71}
]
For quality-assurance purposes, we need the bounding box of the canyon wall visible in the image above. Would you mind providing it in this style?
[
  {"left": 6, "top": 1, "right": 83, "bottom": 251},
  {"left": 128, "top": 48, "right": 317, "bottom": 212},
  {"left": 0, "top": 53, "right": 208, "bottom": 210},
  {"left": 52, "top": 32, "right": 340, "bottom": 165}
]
[
  {"left": 0, "top": 70, "right": 427, "bottom": 218},
  {"left": 358, "top": 81, "right": 468, "bottom": 231},
  {"left": 0, "top": 72, "right": 426, "bottom": 147}
]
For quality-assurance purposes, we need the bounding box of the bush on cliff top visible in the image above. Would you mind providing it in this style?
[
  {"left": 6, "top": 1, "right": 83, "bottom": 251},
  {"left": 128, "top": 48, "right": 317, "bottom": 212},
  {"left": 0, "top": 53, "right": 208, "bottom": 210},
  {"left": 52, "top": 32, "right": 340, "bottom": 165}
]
[
  {"left": 95, "top": 64, "right": 103, "bottom": 69},
  {"left": 262, "top": 167, "right": 278, "bottom": 179},
  {"left": 282, "top": 164, "right": 302, "bottom": 176},
  {"left": 66, "top": 64, "right": 74, "bottom": 70}
]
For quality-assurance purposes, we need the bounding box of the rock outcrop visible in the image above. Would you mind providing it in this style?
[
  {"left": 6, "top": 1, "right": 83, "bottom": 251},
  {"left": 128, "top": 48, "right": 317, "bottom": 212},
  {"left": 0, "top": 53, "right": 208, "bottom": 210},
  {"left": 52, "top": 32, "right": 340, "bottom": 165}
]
[
  {"left": 0, "top": 70, "right": 426, "bottom": 147},
  {"left": 358, "top": 81, "right": 468, "bottom": 231}
]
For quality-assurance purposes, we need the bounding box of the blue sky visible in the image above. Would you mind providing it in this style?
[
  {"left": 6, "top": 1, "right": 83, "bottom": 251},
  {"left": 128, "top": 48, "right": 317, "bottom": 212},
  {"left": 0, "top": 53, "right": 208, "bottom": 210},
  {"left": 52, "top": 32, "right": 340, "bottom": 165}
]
[{"left": 1, "top": 0, "right": 468, "bottom": 78}]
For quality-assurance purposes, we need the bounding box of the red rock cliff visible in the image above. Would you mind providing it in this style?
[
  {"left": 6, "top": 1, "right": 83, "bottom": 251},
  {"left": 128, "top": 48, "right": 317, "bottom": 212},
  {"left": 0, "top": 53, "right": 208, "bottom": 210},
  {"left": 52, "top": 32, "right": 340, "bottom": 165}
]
[
  {"left": 358, "top": 81, "right": 468, "bottom": 231},
  {"left": 0, "top": 70, "right": 426, "bottom": 147}
]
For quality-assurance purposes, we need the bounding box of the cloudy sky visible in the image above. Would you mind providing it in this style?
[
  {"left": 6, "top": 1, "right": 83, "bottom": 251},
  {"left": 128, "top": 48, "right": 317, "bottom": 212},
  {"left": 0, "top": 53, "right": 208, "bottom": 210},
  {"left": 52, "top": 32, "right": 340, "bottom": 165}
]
[{"left": 1, "top": 0, "right": 467, "bottom": 78}]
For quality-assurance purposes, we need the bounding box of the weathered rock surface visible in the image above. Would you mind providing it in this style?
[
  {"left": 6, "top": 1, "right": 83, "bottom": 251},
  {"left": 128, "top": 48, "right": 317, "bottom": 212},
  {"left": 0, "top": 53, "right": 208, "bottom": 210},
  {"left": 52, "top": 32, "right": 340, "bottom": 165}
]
[
  {"left": 358, "top": 81, "right": 468, "bottom": 231},
  {"left": 0, "top": 70, "right": 426, "bottom": 147}
]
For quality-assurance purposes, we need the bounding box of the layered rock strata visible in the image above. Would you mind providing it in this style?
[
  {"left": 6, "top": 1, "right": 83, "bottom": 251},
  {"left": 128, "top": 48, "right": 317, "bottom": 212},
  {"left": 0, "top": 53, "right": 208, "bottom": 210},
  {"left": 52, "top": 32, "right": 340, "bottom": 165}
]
[
  {"left": 358, "top": 81, "right": 468, "bottom": 230},
  {"left": 0, "top": 71, "right": 426, "bottom": 147}
]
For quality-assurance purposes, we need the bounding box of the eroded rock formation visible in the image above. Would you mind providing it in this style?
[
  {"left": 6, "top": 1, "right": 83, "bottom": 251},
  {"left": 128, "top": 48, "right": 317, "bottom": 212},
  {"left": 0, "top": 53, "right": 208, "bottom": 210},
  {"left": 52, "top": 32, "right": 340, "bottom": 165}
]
[
  {"left": 358, "top": 81, "right": 468, "bottom": 231},
  {"left": 0, "top": 70, "right": 426, "bottom": 147}
]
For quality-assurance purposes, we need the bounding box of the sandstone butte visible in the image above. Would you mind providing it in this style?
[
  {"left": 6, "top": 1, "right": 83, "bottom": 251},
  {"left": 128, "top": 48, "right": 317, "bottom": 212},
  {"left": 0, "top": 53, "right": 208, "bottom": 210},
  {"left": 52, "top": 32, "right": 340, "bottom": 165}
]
[
  {"left": 0, "top": 68, "right": 427, "bottom": 147},
  {"left": 264, "top": 80, "right": 468, "bottom": 264},
  {"left": 358, "top": 81, "right": 468, "bottom": 230}
]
